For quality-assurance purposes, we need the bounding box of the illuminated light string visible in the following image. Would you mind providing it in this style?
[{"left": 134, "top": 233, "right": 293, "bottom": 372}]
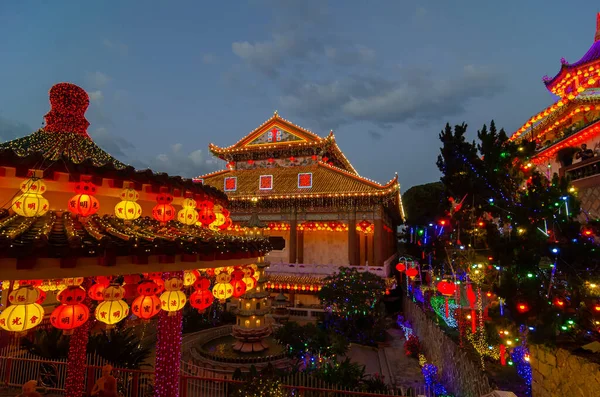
[{"left": 430, "top": 296, "right": 460, "bottom": 328}]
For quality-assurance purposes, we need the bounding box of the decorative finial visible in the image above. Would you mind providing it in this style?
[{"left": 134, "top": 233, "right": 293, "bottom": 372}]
[
  {"left": 560, "top": 57, "right": 568, "bottom": 65},
  {"left": 595, "top": 12, "right": 600, "bottom": 42},
  {"left": 44, "top": 83, "right": 90, "bottom": 135},
  {"left": 274, "top": 110, "right": 278, "bottom": 117}
]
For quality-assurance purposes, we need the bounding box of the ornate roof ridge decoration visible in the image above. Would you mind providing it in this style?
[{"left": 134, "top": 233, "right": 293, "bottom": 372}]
[
  {"left": 510, "top": 98, "right": 600, "bottom": 142},
  {"left": 207, "top": 112, "right": 359, "bottom": 175},
  {"left": 208, "top": 111, "right": 322, "bottom": 153},
  {"left": 544, "top": 13, "right": 600, "bottom": 89},
  {"left": 317, "top": 161, "right": 398, "bottom": 190}
]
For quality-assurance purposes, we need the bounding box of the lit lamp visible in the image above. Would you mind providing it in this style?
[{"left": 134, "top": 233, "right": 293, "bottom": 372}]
[
  {"left": 212, "top": 272, "right": 234, "bottom": 303},
  {"left": 0, "top": 286, "right": 45, "bottom": 333},
  {"left": 95, "top": 285, "right": 130, "bottom": 328},
  {"left": 190, "top": 277, "right": 214, "bottom": 313},
  {"left": 68, "top": 181, "right": 100, "bottom": 218},
  {"left": 50, "top": 286, "right": 89, "bottom": 335},
  {"left": 210, "top": 204, "right": 226, "bottom": 230},
  {"left": 12, "top": 178, "right": 49, "bottom": 217},
  {"left": 115, "top": 188, "right": 142, "bottom": 221},
  {"left": 178, "top": 198, "right": 198, "bottom": 226},
  {"left": 152, "top": 189, "right": 175, "bottom": 224},
  {"left": 132, "top": 280, "right": 161, "bottom": 321},
  {"left": 160, "top": 277, "right": 187, "bottom": 315}
]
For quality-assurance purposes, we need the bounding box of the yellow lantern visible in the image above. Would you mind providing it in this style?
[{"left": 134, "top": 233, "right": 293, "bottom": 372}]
[
  {"left": 183, "top": 270, "right": 197, "bottom": 287},
  {"left": 95, "top": 285, "right": 130, "bottom": 327},
  {"left": 177, "top": 198, "right": 198, "bottom": 226},
  {"left": 160, "top": 277, "right": 187, "bottom": 315},
  {"left": 12, "top": 178, "right": 49, "bottom": 217},
  {"left": 114, "top": 188, "right": 142, "bottom": 221},
  {"left": 0, "top": 286, "right": 44, "bottom": 332},
  {"left": 212, "top": 272, "right": 233, "bottom": 302},
  {"left": 242, "top": 267, "right": 257, "bottom": 291}
]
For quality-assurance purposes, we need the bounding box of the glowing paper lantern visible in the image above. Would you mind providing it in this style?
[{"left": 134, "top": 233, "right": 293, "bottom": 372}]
[
  {"left": 132, "top": 280, "right": 161, "bottom": 320},
  {"left": 50, "top": 286, "right": 89, "bottom": 335},
  {"left": 436, "top": 280, "right": 457, "bottom": 318},
  {"left": 183, "top": 270, "right": 197, "bottom": 287},
  {"left": 230, "top": 270, "right": 247, "bottom": 298},
  {"left": 210, "top": 205, "right": 226, "bottom": 230},
  {"left": 212, "top": 272, "right": 233, "bottom": 302},
  {"left": 12, "top": 178, "right": 49, "bottom": 217},
  {"left": 242, "top": 267, "right": 257, "bottom": 291},
  {"left": 152, "top": 191, "right": 175, "bottom": 223},
  {"left": 160, "top": 277, "right": 187, "bottom": 315},
  {"left": 88, "top": 283, "right": 106, "bottom": 301},
  {"left": 0, "top": 287, "right": 44, "bottom": 332},
  {"left": 178, "top": 198, "right": 198, "bottom": 226},
  {"left": 95, "top": 285, "right": 130, "bottom": 327},
  {"left": 114, "top": 188, "right": 142, "bottom": 221},
  {"left": 395, "top": 263, "right": 406, "bottom": 272},
  {"left": 68, "top": 181, "right": 99, "bottom": 217},
  {"left": 405, "top": 267, "right": 419, "bottom": 279},
  {"left": 197, "top": 200, "right": 216, "bottom": 226},
  {"left": 190, "top": 277, "right": 214, "bottom": 313}
]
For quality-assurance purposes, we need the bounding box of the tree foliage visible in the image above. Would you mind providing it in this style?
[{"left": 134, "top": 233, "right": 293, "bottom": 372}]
[
  {"left": 87, "top": 326, "right": 154, "bottom": 369},
  {"left": 402, "top": 182, "right": 446, "bottom": 225},
  {"left": 274, "top": 322, "right": 349, "bottom": 360}
]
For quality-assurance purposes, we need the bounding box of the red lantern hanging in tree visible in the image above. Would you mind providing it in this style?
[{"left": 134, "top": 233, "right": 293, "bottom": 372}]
[
  {"left": 51, "top": 286, "right": 90, "bottom": 335},
  {"left": 132, "top": 280, "right": 161, "bottom": 320},
  {"left": 395, "top": 263, "right": 406, "bottom": 272},
  {"left": 436, "top": 280, "right": 457, "bottom": 318},
  {"left": 152, "top": 189, "right": 175, "bottom": 224},
  {"left": 405, "top": 267, "right": 419, "bottom": 279},
  {"left": 190, "top": 277, "right": 214, "bottom": 313},
  {"left": 516, "top": 302, "right": 530, "bottom": 314},
  {"left": 68, "top": 181, "right": 100, "bottom": 217}
]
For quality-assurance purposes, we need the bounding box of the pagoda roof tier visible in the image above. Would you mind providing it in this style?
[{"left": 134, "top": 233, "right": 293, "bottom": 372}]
[
  {"left": 543, "top": 14, "right": 600, "bottom": 96},
  {"left": 530, "top": 121, "right": 600, "bottom": 165},
  {"left": 510, "top": 93, "right": 600, "bottom": 143},
  {"left": 199, "top": 162, "right": 399, "bottom": 199},
  {"left": 208, "top": 112, "right": 358, "bottom": 174},
  {"left": 0, "top": 210, "right": 270, "bottom": 280}
]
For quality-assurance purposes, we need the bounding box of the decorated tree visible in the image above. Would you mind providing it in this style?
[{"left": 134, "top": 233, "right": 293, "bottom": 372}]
[
  {"left": 318, "top": 267, "right": 387, "bottom": 345},
  {"left": 274, "top": 322, "right": 349, "bottom": 362}
]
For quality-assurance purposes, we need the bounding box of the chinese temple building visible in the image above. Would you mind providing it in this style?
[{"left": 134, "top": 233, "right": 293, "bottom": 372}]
[
  {"left": 510, "top": 13, "right": 600, "bottom": 215},
  {"left": 198, "top": 112, "right": 403, "bottom": 314}
]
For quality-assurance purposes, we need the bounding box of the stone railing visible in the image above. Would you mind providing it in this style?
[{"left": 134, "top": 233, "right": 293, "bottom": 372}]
[
  {"left": 530, "top": 344, "right": 600, "bottom": 397},
  {"left": 403, "top": 298, "right": 493, "bottom": 397}
]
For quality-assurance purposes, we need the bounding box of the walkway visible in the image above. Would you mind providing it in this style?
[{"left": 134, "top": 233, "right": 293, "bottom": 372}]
[{"left": 382, "top": 328, "right": 424, "bottom": 390}]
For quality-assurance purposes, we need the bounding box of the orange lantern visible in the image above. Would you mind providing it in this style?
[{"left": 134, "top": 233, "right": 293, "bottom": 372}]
[
  {"left": 0, "top": 286, "right": 44, "bottom": 333},
  {"left": 132, "top": 280, "right": 161, "bottom": 320},
  {"left": 152, "top": 190, "right": 176, "bottom": 223},
  {"left": 212, "top": 272, "right": 233, "bottom": 302},
  {"left": 68, "top": 181, "right": 100, "bottom": 217},
  {"left": 230, "top": 269, "right": 247, "bottom": 298},
  {"left": 88, "top": 283, "right": 106, "bottom": 301},
  {"left": 148, "top": 273, "right": 165, "bottom": 294},
  {"left": 95, "top": 285, "right": 130, "bottom": 327},
  {"left": 405, "top": 268, "right": 419, "bottom": 279},
  {"left": 50, "top": 286, "right": 89, "bottom": 334},
  {"left": 160, "top": 277, "right": 187, "bottom": 314}
]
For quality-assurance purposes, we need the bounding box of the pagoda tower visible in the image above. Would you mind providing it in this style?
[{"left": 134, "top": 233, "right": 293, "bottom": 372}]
[
  {"left": 511, "top": 12, "right": 600, "bottom": 215},
  {"left": 232, "top": 258, "right": 272, "bottom": 353}
]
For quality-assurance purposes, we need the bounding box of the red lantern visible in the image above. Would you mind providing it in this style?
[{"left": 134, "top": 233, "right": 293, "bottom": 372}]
[
  {"left": 51, "top": 286, "right": 89, "bottom": 334},
  {"left": 436, "top": 281, "right": 457, "bottom": 318},
  {"left": 395, "top": 263, "right": 406, "bottom": 272},
  {"left": 198, "top": 205, "right": 216, "bottom": 226},
  {"left": 230, "top": 270, "right": 247, "bottom": 298},
  {"left": 68, "top": 181, "right": 100, "bottom": 217},
  {"left": 36, "top": 289, "right": 46, "bottom": 304},
  {"left": 88, "top": 283, "right": 106, "bottom": 301},
  {"left": 190, "top": 289, "right": 214, "bottom": 313},
  {"left": 405, "top": 268, "right": 418, "bottom": 279},
  {"left": 132, "top": 280, "right": 161, "bottom": 321},
  {"left": 152, "top": 191, "right": 175, "bottom": 223}
]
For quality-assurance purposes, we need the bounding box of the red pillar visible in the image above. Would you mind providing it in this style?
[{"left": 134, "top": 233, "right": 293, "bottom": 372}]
[
  {"left": 156, "top": 272, "right": 184, "bottom": 397},
  {"left": 65, "top": 280, "right": 92, "bottom": 397},
  {"left": 348, "top": 211, "right": 357, "bottom": 266},
  {"left": 374, "top": 218, "right": 383, "bottom": 266}
]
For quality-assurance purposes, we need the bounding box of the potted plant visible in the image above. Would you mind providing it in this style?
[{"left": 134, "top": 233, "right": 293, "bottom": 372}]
[{"left": 556, "top": 146, "right": 579, "bottom": 167}]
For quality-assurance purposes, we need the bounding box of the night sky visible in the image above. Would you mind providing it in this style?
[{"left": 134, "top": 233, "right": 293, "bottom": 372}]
[{"left": 0, "top": 1, "right": 598, "bottom": 190}]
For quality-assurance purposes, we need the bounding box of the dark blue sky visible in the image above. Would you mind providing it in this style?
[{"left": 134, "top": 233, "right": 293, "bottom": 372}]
[{"left": 0, "top": 1, "right": 598, "bottom": 190}]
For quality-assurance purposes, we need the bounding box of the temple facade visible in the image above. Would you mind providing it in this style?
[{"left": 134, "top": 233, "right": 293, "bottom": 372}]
[
  {"left": 198, "top": 112, "right": 402, "bottom": 316},
  {"left": 510, "top": 13, "right": 600, "bottom": 215}
]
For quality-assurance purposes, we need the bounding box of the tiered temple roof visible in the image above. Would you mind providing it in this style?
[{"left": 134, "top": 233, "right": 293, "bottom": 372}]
[{"left": 200, "top": 112, "right": 405, "bottom": 221}]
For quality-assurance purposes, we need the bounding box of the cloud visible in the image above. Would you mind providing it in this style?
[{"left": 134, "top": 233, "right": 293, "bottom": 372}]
[
  {"left": 368, "top": 130, "right": 383, "bottom": 140},
  {"left": 88, "top": 127, "right": 134, "bottom": 158},
  {"left": 0, "top": 116, "right": 32, "bottom": 142},
  {"left": 202, "top": 54, "right": 218, "bottom": 64},
  {"left": 279, "top": 65, "right": 505, "bottom": 128},
  {"left": 103, "top": 39, "right": 128, "bottom": 56},
  {"left": 86, "top": 71, "right": 111, "bottom": 88},
  {"left": 88, "top": 90, "right": 103, "bottom": 102},
  {"left": 415, "top": 7, "right": 427, "bottom": 18},
  {"left": 146, "top": 144, "right": 220, "bottom": 177}
]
